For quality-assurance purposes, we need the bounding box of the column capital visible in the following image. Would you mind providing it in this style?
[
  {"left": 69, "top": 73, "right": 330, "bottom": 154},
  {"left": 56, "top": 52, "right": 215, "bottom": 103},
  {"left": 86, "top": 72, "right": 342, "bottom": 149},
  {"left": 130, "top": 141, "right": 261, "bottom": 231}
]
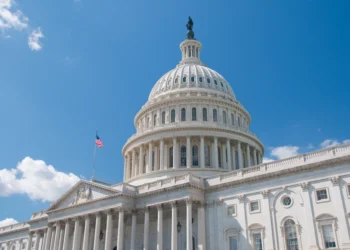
[
  {"left": 105, "top": 209, "right": 114, "bottom": 215},
  {"left": 72, "top": 216, "right": 83, "bottom": 222},
  {"left": 156, "top": 204, "right": 163, "bottom": 210},
  {"left": 215, "top": 199, "right": 223, "bottom": 205},
  {"left": 131, "top": 209, "right": 138, "bottom": 215},
  {"left": 185, "top": 198, "right": 193, "bottom": 205},
  {"left": 330, "top": 176, "right": 340, "bottom": 186},
  {"left": 238, "top": 194, "right": 245, "bottom": 203},
  {"left": 300, "top": 182, "right": 310, "bottom": 191},
  {"left": 261, "top": 190, "right": 270, "bottom": 198},
  {"left": 170, "top": 201, "right": 178, "bottom": 208}
]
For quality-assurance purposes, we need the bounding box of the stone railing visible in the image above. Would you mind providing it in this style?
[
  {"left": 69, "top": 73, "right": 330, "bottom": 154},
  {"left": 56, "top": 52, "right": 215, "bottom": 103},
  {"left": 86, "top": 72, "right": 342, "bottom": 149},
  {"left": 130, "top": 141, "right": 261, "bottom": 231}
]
[
  {"left": 113, "top": 183, "right": 137, "bottom": 195},
  {"left": 206, "top": 144, "right": 350, "bottom": 187},
  {"left": 137, "top": 173, "right": 205, "bottom": 195},
  {"left": 0, "top": 222, "right": 29, "bottom": 233}
]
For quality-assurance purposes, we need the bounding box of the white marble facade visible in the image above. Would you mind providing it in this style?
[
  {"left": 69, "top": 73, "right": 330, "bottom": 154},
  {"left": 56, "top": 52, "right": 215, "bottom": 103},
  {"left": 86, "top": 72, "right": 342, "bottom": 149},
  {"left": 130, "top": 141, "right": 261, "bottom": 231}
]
[{"left": 1, "top": 28, "right": 350, "bottom": 250}]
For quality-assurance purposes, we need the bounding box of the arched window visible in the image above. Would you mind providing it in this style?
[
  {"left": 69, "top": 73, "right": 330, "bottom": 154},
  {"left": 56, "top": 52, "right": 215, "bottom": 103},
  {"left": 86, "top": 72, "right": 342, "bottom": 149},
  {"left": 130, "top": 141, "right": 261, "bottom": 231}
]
[
  {"left": 191, "top": 76, "right": 195, "bottom": 83},
  {"left": 192, "top": 146, "right": 199, "bottom": 166},
  {"left": 162, "top": 111, "right": 165, "bottom": 124},
  {"left": 203, "top": 108, "right": 208, "bottom": 121},
  {"left": 183, "top": 76, "right": 187, "bottom": 83},
  {"left": 153, "top": 114, "right": 157, "bottom": 126},
  {"left": 146, "top": 117, "right": 150, "bottom": 128},
  {"left": 169, "top": 147, "right": 173, "bottom": 168},
  {"left": 214, "top": 80, "right": 218, "bottom": 85},
  {"left": 284, "top": 219, "right": 299, "bottom": 250},
  {"left": 238, "top": 116, "right": 241, "bottom": 127},
  {"left": 143, "top": 154, "right": 147, "bottom": 173},
  {"left": 231, "top": 113, "right": 235, "bottom": 125},
  {"left": 207, "top": 78, "right": 211, "bottom": 84},
  {"left": 192, "top": 107, "right": 197, "bottom": 121},
  {"left": 218, "top": 147, "right": 222, "bottom": 168},
  {"left": 213, "top": 109, "right": 218, "bottom": 122},
  {"left": 171, "top": 109, "right": 175, "bottom": 123},
  {"left": 205, "top": 145, "right": 210, "bottom": 166},
  {"left": 180, "top": 146, "right": 186, "bottom": 167},
  {"left": 223, "top": 111, "right": 227, "bottom": 124},
  {"left": 199, "top": 76, "right": 203, "bottom": 83},
  {"left": 181, "top": 108, "right": 186, "bottom": 121}
]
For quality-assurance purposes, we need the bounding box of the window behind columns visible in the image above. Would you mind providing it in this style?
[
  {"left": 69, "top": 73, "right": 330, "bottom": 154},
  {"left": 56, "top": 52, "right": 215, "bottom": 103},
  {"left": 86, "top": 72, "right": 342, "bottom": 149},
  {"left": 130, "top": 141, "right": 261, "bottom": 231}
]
[
  {"left": 235, "top": 151, "right": 239, "bottom": 169},
  {"left": 203, "top": 108, "right": 208, "bottom": 121},
  {"left": 213, "top": 109, "right": 218, "bottom": 122},
  {"left": 218, "top": 147, "right": 222, "bottom": 168},
  {"left": 153, "top": 114, "right": 157, "bottom": 126},
  {"left": 205, "top": 145, "right": 210, "bottom": 166},
  {"left": 169, "top": 147, "right": 173, "bottom": 168},
  {"left": 181, "top": 108, "right": 186, "bottom": 121},
  {"left": 171, "top": 109, "right": 175, "bottom": 123},
  {"left": 162, "top": 111, "right": 165, "bottom": 124},
  {"left": 181, "top": 146, "right": 186, "bottom": 167},
  {"left": 152, "top": 151, "right": 155, "bottom": 170},
  {"left": 143, "top": 154, "right": 147, "bottom": 173},
  {"left": 192, "top": 145, "right": 199, "bottom": 166},
  {"left": 231, "top": 113, "right": 235, "bottom": 125},
  {"left": 223, "top": 111, "right": 227, "bottom": 124}
]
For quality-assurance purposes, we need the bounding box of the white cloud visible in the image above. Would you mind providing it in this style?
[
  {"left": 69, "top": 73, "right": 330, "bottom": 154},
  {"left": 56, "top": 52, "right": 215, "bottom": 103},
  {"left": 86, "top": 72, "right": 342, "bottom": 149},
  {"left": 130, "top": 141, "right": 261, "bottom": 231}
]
[
  {"left": 320, "top": 139, "right": 350, "bottom": 149},
  {"left": 0, "top": 157, "right": 80, "bottom": 202},
  {"left": 263, "top": 157, "right": 274, "bottom": 163},
  {"left": 270, "top": 146, "right": 299, "bottom": 160},
  {"left": 307, "top": 143, "right": 314, "bottom": 150},
  {"left": 0, "top": 218, "right": 18, "bottom": 227},
  {"left": 28, "top": 27, "right": 43, "bottom": 51},
  {"left": 0, "top": 0, "right": 28, "bottom": 31}
]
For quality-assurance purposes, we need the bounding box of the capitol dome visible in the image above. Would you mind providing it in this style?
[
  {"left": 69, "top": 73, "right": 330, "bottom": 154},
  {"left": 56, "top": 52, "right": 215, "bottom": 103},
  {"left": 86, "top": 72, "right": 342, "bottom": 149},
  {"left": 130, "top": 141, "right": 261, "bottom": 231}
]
[{"left": 122, "top": 25, "right": 264, "bottom": 186}]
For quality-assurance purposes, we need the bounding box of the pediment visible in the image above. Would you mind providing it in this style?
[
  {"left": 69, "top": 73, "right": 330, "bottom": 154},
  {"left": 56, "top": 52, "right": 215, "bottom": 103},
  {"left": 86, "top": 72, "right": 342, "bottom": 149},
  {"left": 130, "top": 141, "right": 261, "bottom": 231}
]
[{"left": 47, "top": 180, "right": 119, "bottom": 211}]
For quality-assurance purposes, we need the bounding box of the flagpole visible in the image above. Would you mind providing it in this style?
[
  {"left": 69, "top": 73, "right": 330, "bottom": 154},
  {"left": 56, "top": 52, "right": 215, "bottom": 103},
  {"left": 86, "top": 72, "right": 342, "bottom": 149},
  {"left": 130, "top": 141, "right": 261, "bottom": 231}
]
[{"left": 91, "top": 132, "right": 98, "bottom": 181}]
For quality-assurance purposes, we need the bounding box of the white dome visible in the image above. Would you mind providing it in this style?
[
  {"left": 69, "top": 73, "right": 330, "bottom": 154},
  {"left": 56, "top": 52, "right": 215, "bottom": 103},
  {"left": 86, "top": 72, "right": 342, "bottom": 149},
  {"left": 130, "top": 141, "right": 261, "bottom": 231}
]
[{"left": 148, "top": 63, "right": 236, "bottom": 102}]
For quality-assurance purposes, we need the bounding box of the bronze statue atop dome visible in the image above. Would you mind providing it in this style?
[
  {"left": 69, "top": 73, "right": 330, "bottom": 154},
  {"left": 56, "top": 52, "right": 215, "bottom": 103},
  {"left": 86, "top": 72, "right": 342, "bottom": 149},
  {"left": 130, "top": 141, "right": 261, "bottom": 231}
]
[{"left": 186, "top": 16, "right": 195, "bottom": 39}]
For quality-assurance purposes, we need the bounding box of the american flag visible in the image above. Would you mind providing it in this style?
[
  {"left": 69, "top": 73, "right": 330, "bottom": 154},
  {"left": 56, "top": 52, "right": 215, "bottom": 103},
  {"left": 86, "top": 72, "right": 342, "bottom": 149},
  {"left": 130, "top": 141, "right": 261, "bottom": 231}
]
[{"left": 95, "top": 134, "right": 104, "bottom": 148}]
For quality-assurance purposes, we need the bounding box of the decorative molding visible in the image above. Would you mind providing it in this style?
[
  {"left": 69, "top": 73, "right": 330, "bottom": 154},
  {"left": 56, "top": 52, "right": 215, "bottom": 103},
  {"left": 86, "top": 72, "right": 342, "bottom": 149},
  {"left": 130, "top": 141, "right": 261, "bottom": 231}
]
[
  {"left": 238, "top": 195, "right": 245, "bottom": 203},
  {"left": 261, "top": 190, "right": 270, "bottom": 198},
  {"left": 301, "top": 182, "right": 310, "bottom": 192},
  {"left": 330, "top": 176, "right": 340, "bottom": 186}
]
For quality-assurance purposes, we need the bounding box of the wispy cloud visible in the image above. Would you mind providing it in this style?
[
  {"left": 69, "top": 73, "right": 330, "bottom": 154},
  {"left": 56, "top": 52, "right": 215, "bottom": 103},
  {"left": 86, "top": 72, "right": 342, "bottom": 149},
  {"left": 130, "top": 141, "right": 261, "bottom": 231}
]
[
  {"left": 320, "top": 139, "right": 350, "bottom": 149},
  {"left": 0, "top": 157, "right": 79, "bottom": 202},
  {"left": 270, "top": 146, "right": 299, "bottom": 159},
  {"left": 28, "top": 27, "right": 43, "bottom": 51}
]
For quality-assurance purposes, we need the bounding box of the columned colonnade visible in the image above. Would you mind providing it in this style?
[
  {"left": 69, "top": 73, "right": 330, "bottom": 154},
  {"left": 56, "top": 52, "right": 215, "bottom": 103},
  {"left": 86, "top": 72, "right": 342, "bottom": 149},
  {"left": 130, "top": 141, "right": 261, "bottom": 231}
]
[
  {"left": 124, "top": 136, "right": 263, "bottom": 180},
  {"left": 14, "top": 200, "right": 205, "bottom": 250}
]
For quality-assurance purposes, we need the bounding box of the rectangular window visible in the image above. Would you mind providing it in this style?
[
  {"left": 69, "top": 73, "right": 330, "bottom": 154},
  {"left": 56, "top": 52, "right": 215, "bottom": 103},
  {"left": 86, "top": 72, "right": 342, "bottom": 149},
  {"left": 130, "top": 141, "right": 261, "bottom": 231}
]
[
  {"left": 227, "top": 205, "right": 236, "bottom": 216},
  {"left": 250, "top": 201, "right": 260, "bottom": 213},
  {"left": 322, "top": 225, "right": 336, "bottom": 248},
  {"left": 229, "top": 236, "right": 238, "bottom": 250},
  {"left": 316, "top": 189, "right": 329, "bottom": 202},
  {"left": 253, "top": 233, "right": 263, "bottom": 250}
]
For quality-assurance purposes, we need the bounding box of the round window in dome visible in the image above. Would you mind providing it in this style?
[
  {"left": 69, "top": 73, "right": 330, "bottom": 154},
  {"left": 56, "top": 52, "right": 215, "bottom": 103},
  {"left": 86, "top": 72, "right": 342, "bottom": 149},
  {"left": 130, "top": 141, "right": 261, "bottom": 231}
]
[{"left": 282, "top": 196, "right": 292, "bottom": 207}]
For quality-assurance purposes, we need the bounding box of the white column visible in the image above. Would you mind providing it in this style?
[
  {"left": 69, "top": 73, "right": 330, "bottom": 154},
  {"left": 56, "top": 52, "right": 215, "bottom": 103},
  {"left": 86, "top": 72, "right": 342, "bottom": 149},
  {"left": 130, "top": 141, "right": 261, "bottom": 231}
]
[
  {"left": 159, "top": 140, "right": 164, "bottom": 170},
  {"left": 126, "top": 153, "right": 131, "bottom": 179},
  {"left": 231, "top": 145, "right": 236, "bottom": 170},
  {"left": 154, "top": 146, "right": 159, "bottom": 170},
  {"left": 148, "top": 142, "right": 153, "bottom": 173},
  {"left": 157, "top": 205, "right": 163, "bottom": 250},
  {"left": 173, "top": 138, "right": 178, "bottom": 169},
  {"left": 198, "top": 203, "right": 206, "bottom": 250},
  {"left": 259, "top": 152, "right": 263, "bottom": 164},
  {"left": 53, "top": 223, "right": 61, "bottom": 250},
  {"left": 330, "top": 177, "right": 350, "bottom": 246},
  {"left": 261, "top": 191, "right": 275, "bottom": 250},
  {"left": 93, "top": 213, "right": 101, "bottom": 250},
  {"left": 164, "top": 143, "right": 168, "bottom": 170},
  {"left": 226, "top": 139, "right": 232, "bottom": 170},
  {"left": 143, "top": 208, "right": 150, "bottom": 250},
  {"left": 171, "top": 202, "right": 178, "bottom": 250},
  {"left": 246, "top": 144, "right": 251, "bottom": 167},
  {"left": 299, "top": 183, "right": 318, "bottom": 249},
  {"left": 72, "top": 219, "right": 81, "bottom": 250},
  {"left": 237, "top": 141, "right": 242, "bottom": 169},
  {"left": 186, "top": 136, "right": 191, "bottom": 168},
  {"left": 221, "top": 144, "right": 226, "bottom": 169},
  {"left": 214, "top": 137, "right": 219, "bottom": 169},
  {"left": 62, "top": 220, "right": 70, "bottom": 250},
  {"left": 123, "top": 157, "right": 127, "bottom": 180},
  {"left": 117, "top": 210, "right": 124, "bottom": 250},
  {"left": 132, "top": 149, "right": 136, "bottom": 177},
  {"left": 186, "top": 199, "right": 193, "bottom": 250},
  {"left": 26, "top": 233, "right": 34, "bottom": 250},
  {"left": 139, "top": 145, "right": 144, "bottom": 174},
  {"left": 44, "top": 225, "right": 53, "bottom": 250},
  {"left": 200, "top": 136, "right": 205, "bottom": 169},
  {"left": 82, "top": 215, "right": 91, "bottom": 250},
  {"left": 104, "top": 211, "right": 113, "bottom": 250},
  {"left": 42, "top": 231, "right": 47, "bottom": 250},
  {"left": 253, "top": 148, "right": 257, "bottom": 165},
  {"left": 58, "top": 228, "right": 64, "bottom": 250},
  {"left": 34, "top": 232, "right": 41, "bottom": 250},
  {"left": 130, "top": 211, "right": 137, "bottom": 250},
  {"left": 50, "top": 229, "right": 55, "bottom": 250}
]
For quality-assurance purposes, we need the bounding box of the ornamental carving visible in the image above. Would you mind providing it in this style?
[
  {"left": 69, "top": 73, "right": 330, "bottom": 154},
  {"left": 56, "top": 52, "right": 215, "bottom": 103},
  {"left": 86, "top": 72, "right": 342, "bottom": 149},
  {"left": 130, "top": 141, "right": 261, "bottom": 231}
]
[
  {"left": 71, "top": 184, "right": 92, "bottom": 205},
  {"left": 330, "top": 176, "right": 340, "bottom": 186},
  {"left": 300, "top": 182, "right": 310, "bottom": 192},
  {"left": 238, "top": 195, "right": 245, "bottom": 203},
  {"left": 261, "top": 190, "right": 270, "bottom": 198}
]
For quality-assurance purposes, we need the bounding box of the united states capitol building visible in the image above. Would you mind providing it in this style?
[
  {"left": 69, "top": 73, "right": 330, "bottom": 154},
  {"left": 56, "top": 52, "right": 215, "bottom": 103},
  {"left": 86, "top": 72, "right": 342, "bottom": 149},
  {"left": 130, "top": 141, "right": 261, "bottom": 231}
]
[{"left": 1, "top": 20, "right": 350, "bottom": 250}]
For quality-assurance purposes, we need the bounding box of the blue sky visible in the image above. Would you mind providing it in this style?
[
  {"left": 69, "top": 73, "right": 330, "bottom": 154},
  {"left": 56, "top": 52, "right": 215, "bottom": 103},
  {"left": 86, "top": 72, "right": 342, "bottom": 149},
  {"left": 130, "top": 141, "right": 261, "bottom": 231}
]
[{"left": 0, "top": 0, "right": 349, "bottom": 225}]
